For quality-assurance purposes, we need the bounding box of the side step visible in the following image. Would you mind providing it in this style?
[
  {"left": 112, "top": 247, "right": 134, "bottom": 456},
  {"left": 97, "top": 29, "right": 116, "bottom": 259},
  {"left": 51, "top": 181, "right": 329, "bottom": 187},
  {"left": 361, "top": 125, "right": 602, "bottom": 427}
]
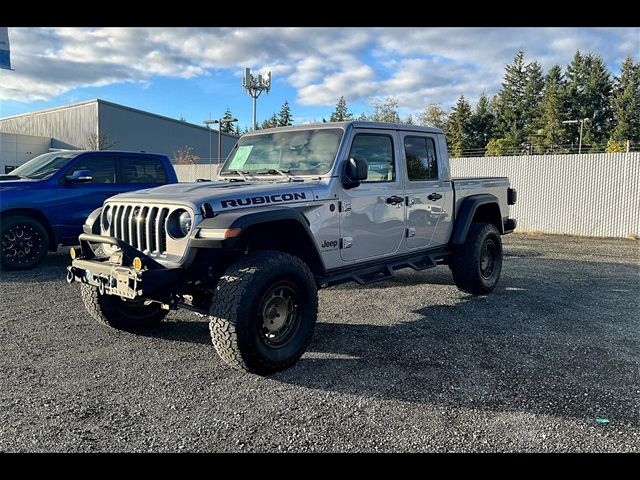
[{"left": 320, "top": 249, "right": 447, "bottom": 287}]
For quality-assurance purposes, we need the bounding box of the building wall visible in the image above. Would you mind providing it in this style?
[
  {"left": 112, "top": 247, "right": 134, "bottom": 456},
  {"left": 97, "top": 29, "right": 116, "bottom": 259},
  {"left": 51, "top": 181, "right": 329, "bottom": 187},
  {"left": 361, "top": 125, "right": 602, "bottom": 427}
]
[
  {"left": 0, "top": 133, "right": 51, "bottom": 172},
  {"left": 450, "top": 153, "right": 640, "bottom": 239},
  {"left": 98, "top": 102, "right": 238, "bottom": 163},
  {"left": 0, "top": 100, "right": 97, "bottom": 150}
]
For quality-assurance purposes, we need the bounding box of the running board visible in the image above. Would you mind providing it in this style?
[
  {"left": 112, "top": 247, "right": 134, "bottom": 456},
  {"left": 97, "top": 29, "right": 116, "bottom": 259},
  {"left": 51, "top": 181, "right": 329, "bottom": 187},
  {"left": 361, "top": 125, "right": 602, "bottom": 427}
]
[{"left": 319, "top": 249, "right": 448, "bottom": 288}]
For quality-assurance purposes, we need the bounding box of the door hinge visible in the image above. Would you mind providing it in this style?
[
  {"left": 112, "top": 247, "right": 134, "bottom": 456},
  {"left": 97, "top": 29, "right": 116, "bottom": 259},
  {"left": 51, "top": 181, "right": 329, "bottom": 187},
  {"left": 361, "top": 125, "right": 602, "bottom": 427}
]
[
  {"left": 340, "top": 237, "right": 353, "bottom": 249},
  {"left": 339, "top": 200, "right": 352, "bottom": 212},
  {"left": 406, "top": 227, "right": 416, "bottom": 238}
]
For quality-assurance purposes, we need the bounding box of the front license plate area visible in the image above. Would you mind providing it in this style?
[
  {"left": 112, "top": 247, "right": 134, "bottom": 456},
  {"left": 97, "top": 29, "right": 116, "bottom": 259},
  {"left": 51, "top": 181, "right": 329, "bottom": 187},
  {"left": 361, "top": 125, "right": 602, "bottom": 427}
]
[{"left": 111, "top": 267, "right": 138, "bottom": 299}]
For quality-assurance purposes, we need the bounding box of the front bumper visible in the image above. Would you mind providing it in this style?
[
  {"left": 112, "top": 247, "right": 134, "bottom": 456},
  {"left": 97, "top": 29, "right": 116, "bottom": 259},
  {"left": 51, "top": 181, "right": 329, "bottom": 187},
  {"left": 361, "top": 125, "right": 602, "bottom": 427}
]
[{"left": 67, "top": 233, "right": 183, "bottom": 303}]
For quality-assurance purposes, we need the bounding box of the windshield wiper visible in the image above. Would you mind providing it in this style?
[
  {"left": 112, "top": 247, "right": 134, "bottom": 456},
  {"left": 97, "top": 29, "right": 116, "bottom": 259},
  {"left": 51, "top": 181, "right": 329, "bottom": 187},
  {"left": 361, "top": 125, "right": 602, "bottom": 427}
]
[
  {"left": 255, "top": 169, "right": 292, "bottom": 180},
  {"left": 223, "top": 169, "right": 249, "bottom": 180}
]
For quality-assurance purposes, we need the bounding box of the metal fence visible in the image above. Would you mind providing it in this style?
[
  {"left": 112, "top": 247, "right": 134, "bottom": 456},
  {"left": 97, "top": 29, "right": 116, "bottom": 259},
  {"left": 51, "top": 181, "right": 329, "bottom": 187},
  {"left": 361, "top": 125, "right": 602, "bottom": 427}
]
[
  {"left": 174, "top": 163, "right": 222, "bottom": 182},
  {"left": 450, "top": 153, "right": 640, "bottom": 239},
  {"left": 174, "top": 153, "right": 640, "bottom": 239}
]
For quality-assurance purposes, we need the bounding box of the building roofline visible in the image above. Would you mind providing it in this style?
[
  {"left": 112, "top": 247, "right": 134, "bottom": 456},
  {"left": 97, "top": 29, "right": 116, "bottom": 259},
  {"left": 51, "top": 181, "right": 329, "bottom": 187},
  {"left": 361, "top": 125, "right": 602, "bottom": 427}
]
[{"left": 0, "top": 98, "right": 240, "bottom": 140}]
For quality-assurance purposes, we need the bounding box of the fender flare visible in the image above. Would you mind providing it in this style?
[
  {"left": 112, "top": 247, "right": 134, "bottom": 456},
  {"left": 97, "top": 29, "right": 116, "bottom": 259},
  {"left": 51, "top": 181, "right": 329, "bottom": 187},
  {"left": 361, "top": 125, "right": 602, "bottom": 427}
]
[
  {"left": 450, "top": 194, "right": 502, "bottom": 245},
  {"left": 191, "top": 206, "right": 320, "bottom": 253}
]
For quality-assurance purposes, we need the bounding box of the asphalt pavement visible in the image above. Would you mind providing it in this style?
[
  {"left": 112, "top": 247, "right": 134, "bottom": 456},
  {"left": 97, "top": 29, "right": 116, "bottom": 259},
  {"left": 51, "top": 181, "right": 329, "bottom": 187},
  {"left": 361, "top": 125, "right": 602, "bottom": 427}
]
[{"left": 0, "top": 233, "right": 638, "bottom": 452}]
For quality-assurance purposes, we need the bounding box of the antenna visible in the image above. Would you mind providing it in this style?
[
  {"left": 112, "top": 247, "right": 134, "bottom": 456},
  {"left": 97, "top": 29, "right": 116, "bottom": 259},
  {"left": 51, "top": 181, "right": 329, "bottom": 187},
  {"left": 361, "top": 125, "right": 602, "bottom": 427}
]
[{"left": 242, "top": 67, "right": 272, "bottom": 131}]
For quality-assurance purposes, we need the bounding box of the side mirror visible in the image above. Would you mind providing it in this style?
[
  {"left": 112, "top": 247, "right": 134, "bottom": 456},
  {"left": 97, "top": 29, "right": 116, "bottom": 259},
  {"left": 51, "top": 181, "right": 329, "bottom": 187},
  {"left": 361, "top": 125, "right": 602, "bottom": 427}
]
[
  {"left": 342, "top": 156, "right": 368, "bottom": 189},
  {"left": 66, "top": 169, "right": 93, "bottom": 184}
]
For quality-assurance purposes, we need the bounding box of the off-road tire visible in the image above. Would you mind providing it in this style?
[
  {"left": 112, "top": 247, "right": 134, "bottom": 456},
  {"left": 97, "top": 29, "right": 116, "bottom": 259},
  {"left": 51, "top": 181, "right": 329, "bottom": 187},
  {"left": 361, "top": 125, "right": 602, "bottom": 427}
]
[
  {"left": 1, "top": 215, "right": 49, "bottom": 270},
  {"left": 209, "top": 250, "right": 318, "bottom": 375},
  {"left": 80, "top": 283, "right": 168, "bottom": 331},
  {"left": 450, "top": 222, "right": 503, "bottom": 295}
]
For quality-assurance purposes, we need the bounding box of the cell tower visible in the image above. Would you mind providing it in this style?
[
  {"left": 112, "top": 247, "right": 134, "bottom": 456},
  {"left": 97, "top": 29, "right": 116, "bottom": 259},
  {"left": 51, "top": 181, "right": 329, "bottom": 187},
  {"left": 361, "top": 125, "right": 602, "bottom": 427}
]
[{"left": 242, "top": 67, "right": 271, "bottom": 131}]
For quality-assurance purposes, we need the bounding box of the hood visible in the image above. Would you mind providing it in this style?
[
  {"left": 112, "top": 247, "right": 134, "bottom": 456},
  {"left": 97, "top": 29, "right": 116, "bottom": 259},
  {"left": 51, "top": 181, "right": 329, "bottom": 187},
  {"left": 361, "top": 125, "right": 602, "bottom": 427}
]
[
  {"left": 0, "top": 178, "right": 40, "bottom": 191},
  {"left": 107, "top": 179, "right": 326, "bottom": 213}
]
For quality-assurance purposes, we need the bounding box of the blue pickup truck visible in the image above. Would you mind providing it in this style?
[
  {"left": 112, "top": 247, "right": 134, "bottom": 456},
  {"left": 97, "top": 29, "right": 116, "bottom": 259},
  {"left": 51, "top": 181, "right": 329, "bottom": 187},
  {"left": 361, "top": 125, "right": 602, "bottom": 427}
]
[{"left": 0, "top": 150, "right": 178, "bottom": 269}]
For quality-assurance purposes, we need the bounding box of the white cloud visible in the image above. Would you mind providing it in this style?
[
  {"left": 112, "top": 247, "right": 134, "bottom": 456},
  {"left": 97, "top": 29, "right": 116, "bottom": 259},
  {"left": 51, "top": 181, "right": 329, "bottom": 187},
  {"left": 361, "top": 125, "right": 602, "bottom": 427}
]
[{"left": 1, "top": 27, "right": 638, "bottom": 111}]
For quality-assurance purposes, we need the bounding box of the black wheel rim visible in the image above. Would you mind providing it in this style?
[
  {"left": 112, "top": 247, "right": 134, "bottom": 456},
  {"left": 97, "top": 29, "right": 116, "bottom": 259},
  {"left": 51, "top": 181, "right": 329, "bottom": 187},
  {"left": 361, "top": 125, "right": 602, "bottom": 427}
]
[
  {"left": 480, "top": 239, "right": 497, "bottom": 279},
  {"left": 2, "top": 223, "right": 45, "bottom": 267},
  {"left": 257, "top": 281, "right": 300, "bottom": 348}
]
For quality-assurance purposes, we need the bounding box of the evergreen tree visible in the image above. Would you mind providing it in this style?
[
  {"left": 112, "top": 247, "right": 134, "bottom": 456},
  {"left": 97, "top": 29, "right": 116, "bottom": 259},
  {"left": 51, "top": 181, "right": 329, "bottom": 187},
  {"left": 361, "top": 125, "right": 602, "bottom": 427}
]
[
  {"left": 582, "top": 53, "right": 614, "bottom": 149},
  {"left": 419, "top": 104, "right": 449, "bottom": 131},
  {"left": 610, "top": 56, "right": 640, "bottom": 145},
  {"left": 277, "top": 101, "right": 293, "bottom": 127},
  {"left": 495, "top": 51, "right": 529, "bottom": 151},
  {"left": 260, "top": 113, "right": 279, "bottom": 129},
  {"left": 565, "top": 51, "right": 614, "bottom": 150},
  {"left": 357, "top": 112, "right": 369, "bottom": 121},
  {"left": 539, "top": 65, "right": 568, "bottom": 152},
  {"left": 523, "top": 60, "right": 545, "bottom": 151},
  {"left": 564, "top": 50, "right": 587, "bottom": 147},
  {"left": 446, "top": 95, "right": 473, "bottom": 157},
  {"left": 221, "top": 107, "right": 236, "bottom": 134},
  {"left": 370, "top": 97, "right": 401, "bottom": 123},
  {"left": 330, "top": 96, "right": 353, "bottom": 122},
  {"left": 468, "top": 92, "right": 495, "bottom": 153}
]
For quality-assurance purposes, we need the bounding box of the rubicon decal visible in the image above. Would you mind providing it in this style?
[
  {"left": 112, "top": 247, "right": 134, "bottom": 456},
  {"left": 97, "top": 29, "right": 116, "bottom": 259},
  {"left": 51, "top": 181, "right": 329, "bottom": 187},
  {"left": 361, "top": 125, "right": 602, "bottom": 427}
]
[{"left": 220, "top": 192, "right": 307, "bottom": 208}]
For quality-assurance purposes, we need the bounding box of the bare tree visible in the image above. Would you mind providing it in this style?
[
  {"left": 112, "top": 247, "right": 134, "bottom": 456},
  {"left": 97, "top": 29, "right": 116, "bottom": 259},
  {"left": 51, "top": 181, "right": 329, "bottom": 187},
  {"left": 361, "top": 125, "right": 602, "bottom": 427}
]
[
  {"left": 173, "top": 146, "right": 200, "bottom": 165},
  {"left": 86, "top": 130, "right": 118, "bottom": 150}
]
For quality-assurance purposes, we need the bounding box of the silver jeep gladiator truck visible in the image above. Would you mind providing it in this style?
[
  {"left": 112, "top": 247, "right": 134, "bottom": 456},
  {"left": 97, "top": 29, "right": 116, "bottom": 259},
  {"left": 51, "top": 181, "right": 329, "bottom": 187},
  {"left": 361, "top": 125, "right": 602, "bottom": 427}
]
[{"left": 67, "top": 121, "right": 517, "bottom": 375}]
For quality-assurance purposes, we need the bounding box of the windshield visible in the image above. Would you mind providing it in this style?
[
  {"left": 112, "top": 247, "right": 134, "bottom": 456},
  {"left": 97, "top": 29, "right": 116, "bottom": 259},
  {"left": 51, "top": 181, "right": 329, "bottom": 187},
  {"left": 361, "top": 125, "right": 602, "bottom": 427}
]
[
  {"left": 11, "top": 151, "right": 79, "bottom": 179},
  {"left": 220, "top": 128, "right": 343, "bottom": 176}
]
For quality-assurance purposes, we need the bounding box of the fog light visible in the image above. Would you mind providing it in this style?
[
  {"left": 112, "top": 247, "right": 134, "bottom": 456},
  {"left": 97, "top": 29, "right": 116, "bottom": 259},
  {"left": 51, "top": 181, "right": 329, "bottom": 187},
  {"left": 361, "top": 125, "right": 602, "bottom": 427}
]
[
  {"left": 70, "top": 247, "right": 76, "bottom": 260},
  {"left": 133, "top": 257, "right": 142, "bottom": 271}
]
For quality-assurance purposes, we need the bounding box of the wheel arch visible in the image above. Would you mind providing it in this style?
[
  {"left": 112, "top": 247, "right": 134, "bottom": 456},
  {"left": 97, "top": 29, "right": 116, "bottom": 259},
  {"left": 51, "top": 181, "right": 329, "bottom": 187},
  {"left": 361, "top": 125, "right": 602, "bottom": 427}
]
[
  {"left": 0, "top": 208, "right": 56, "bottom": 251},
  {"left": 451, "top": 194, "right": 503, "bottom": 245},
  {"left": 196, "top": 207, "right": 326, "bottom": 277}
]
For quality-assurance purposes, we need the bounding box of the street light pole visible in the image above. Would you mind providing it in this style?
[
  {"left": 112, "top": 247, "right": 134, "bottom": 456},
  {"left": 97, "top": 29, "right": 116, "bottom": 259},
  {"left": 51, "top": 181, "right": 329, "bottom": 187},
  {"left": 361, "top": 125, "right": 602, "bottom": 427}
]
[
  {"left": 562, "top": 118, "right": 589, "bottom": 154},
  {"left": 205, "top": 117, "right": 238, "bottom": 177}
]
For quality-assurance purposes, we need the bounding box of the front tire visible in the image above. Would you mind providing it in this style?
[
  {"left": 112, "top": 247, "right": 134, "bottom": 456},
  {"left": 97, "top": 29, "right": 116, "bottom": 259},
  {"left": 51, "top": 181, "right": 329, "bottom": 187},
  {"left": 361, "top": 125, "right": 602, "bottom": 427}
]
[
  {"left": 80, "top": 284, "right": 168, "bottom": 331},
  {"left": 209, "top": 250, "right": 318, "bottom": 375},
  {"left": 450, "top": 222, "right": 503, "bottom": 295},
  {"left": 1, "top": 215, "right": 49, "bottom": 270}
]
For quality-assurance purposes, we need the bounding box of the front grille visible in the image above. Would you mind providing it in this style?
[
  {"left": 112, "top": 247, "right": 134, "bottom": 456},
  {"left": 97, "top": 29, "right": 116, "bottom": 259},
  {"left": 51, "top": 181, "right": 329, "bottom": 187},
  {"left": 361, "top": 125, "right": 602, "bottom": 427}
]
[{"left": 108, "top": 203, "right": 170, "bottom": 256}]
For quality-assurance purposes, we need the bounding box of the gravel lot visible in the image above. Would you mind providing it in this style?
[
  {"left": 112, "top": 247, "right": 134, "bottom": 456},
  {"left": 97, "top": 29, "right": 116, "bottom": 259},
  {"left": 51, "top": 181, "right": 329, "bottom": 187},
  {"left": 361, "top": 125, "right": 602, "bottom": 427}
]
[{"left": 0, "top": 233, "right": 638, "bottom": 452}]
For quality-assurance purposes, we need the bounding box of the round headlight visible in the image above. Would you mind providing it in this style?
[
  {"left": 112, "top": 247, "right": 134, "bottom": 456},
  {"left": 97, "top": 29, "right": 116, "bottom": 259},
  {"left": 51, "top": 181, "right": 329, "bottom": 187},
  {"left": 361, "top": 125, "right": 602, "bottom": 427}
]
[
  {"left": 102, "top": 206, "right": 112, "bottom": 230},
  {"left": 167, "top": 209, "right": 192, "bottom": 239},
  {"left": 179, "top": 211, "right": 192, "bottom": 236}
]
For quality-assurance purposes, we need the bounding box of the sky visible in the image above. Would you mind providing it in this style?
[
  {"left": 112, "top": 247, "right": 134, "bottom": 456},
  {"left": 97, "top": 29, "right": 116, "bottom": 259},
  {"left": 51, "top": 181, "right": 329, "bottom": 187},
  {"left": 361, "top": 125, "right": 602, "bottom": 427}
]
[{"left": 0, "top": 27, "right": 638, "bottom": 130}]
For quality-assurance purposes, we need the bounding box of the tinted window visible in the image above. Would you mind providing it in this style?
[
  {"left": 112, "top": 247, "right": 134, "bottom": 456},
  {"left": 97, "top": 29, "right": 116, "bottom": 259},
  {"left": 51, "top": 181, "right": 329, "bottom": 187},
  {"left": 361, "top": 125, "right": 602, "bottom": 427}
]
[
  {"left": 404, "top": 136, "right": 438, "bottom": 181},
  {"left": 70, "top": 156, "right": 116, "bottom": 183},
  {"left": 349, "top": 134, "right": 395, "bottom": 183},
  {"left": 121, "top": 157, "right": 167, "bottom": 184}
]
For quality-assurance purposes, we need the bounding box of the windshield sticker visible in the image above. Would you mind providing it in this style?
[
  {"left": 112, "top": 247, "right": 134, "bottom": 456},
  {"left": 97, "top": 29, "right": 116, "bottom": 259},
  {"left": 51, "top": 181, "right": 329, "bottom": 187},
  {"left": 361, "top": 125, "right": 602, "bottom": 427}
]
[{"left": 228, "top": 146, "right": 253, "bottom": 170}]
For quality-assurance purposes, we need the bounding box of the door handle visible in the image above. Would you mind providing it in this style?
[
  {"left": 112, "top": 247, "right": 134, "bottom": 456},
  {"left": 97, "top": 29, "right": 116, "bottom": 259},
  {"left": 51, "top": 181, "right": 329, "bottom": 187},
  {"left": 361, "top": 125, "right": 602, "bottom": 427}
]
[
  {"left": 427, "top": 193, "right": 443, "bottom": 201},
  {"left": 386, "top": 195, "right": 404, "bottom": 205}
]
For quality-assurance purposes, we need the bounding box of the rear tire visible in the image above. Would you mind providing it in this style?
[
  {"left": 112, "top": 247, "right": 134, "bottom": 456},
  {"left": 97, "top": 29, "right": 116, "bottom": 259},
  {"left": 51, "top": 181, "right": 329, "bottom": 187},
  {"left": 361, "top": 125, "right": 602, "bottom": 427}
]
[
  {"left": 80, "top": 284, "right": 168, "bottom": 331},
  {"left": 209, "top": 250, "right": 318, "bottom": 375},
  {"left": 1, "top": 215, "right": 49, "bottom": 270},
  {"left": 450, "top": 222, "right": 503, "bottom": 295}
]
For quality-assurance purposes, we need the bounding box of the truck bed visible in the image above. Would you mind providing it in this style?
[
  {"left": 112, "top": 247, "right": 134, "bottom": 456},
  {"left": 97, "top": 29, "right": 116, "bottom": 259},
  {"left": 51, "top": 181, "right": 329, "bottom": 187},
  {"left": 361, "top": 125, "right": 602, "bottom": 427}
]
[{"left": 451, "top": 176, "right": 511, "bottom": 220}]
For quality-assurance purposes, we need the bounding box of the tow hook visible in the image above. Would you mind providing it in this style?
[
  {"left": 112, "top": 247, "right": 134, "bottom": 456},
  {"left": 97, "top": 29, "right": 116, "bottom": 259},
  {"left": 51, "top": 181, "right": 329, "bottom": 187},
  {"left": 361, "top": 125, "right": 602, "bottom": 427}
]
[{"left": 66, "top": 268, "right": 75, "bottom": 284}]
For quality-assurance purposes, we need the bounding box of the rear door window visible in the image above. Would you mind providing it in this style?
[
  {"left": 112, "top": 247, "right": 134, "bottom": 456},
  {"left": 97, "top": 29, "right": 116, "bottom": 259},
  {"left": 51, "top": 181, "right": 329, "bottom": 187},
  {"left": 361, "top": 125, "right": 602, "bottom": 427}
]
[{"left": 119, "top": 157, "right": 168, "bottom": 184}]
